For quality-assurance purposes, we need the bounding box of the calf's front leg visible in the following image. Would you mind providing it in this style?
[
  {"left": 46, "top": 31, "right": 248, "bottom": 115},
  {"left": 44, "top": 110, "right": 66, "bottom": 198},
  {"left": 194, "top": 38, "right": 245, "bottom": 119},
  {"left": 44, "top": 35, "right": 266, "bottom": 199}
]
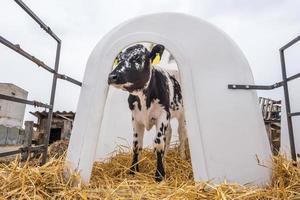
[
  {"left": 154, "top": 112, "right": 170, "bottom": 182},
  {"left": 130, "top": 118, "right": 145, "bottom": 174}
]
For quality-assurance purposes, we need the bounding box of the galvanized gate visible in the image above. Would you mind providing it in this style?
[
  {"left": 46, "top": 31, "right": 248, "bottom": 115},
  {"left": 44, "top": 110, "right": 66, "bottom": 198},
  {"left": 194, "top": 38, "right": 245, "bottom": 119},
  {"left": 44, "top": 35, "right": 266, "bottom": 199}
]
[{"left": 0, "top": 0, "right": 82, "bottom": 164}]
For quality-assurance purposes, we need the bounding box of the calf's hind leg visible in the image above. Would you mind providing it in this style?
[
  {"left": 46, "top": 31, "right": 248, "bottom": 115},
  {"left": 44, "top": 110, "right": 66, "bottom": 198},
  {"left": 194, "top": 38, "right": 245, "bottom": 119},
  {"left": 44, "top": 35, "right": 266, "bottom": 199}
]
[
  {"left": 178, "top": 114, "right": 188, "bottom": 160},
  {"left": 154, "top": 112, "right": 169, "bottom": 182},
  {"left": 164, "top": 122, "right": 172, "bottom": 156}
]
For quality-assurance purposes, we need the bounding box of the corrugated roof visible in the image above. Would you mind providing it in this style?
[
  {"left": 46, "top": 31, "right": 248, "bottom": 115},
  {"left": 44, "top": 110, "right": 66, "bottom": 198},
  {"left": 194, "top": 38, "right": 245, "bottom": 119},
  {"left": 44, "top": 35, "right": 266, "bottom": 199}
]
[{"left": 30, "top": 111, "right": 75, "bottom": 119}]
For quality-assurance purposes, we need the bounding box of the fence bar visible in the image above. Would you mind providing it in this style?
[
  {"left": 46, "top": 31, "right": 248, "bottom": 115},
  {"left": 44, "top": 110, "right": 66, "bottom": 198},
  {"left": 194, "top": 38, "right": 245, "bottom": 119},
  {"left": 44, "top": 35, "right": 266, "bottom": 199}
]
[
  {"left": 228, "top": 83, "right": 282, "bottom": 90},
  {"left": 289, "top": 112, "right": 300, "bottom": 117},
  {"left": 287, "top": 72, "right": 300, "bottom": 83},
  {"left": 0, "top": 35, "right": 54, "bottom": 73},
  {"left": 41, "top": 42, "right": 61, "bottom": 164},
  {"left": 0, "top": 94, "right": 52, "bottom": 109},
  {"left": 0, "top": 145, "right": 45, "bottom": 158},
  {"left": 280, "top": 49, "right": 297, "bottom": 161},
  {"left": 57, "top": 74, "right": 82, "bottom": 86},
  {"left": 0, "top": 149, "right": 22, "bottom": 157},
  {"left": 228, "top": 72, "right": 300, "bottom": 90},
  {"left": 14, "top": 0, "right": 60, "bottom": 43},
  {"left": 280, "top": 35, "right": 300, "bottom": 51}
]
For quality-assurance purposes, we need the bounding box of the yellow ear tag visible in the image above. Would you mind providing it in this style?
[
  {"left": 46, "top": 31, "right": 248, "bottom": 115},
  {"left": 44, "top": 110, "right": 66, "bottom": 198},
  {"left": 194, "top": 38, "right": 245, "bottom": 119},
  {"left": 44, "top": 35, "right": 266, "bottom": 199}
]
[
  {"left": 113, "top": 58, "right": 119, "bottom": 66},
  {"left": 152, "top": 53, "right": 161, "bottom": 65}
]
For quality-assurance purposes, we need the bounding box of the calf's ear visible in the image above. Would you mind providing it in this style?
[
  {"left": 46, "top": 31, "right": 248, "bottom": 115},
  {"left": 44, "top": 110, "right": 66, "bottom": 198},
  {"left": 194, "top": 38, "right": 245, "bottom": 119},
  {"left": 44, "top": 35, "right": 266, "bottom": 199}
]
[{"left": 149, "top": 44, "right": 165, "bottom": 65}]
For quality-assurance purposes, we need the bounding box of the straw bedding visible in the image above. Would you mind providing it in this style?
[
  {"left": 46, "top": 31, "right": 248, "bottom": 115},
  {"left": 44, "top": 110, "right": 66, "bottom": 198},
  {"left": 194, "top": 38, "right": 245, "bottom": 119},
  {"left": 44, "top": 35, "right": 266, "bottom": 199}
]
[{"left": 0, "top": 143, "right": 299, "bottom": 199}]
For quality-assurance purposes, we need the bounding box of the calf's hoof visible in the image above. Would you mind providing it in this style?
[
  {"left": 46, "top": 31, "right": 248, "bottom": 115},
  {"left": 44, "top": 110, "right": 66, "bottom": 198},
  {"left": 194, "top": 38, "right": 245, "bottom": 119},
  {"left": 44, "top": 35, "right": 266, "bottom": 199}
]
[
  {"left": 129, "top": 165, "right": 139, "bottom": 175},
  {"left": 154, "top": 171, "right": 165, "bottom": 182},
  {"left": 155, "top": 175, "right": 164, "bottom": 182},
  {"left": 129, "top": 170, "right": 135, "bottom": 175}
]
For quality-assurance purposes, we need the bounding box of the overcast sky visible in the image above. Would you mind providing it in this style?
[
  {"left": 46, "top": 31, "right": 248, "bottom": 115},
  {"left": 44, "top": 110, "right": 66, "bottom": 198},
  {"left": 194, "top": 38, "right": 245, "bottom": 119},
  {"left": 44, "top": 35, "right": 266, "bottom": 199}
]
[{"left": 0, "top": 0, "right": 299, "bottom": 122}]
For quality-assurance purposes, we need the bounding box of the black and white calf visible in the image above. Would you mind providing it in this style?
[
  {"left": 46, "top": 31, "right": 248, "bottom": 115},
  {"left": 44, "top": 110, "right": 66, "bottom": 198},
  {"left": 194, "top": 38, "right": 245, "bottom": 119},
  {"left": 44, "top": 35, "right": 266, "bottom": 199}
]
[{"left": 107, "top": 44, "right": 188, "bottom": 181}]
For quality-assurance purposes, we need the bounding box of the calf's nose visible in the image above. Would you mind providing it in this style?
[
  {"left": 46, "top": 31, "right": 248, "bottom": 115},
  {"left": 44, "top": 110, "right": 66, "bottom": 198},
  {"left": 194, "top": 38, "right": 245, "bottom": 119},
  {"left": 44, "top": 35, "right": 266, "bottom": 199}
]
[{"left": 108, "top": 73, "right": 119, "bottom": 84}]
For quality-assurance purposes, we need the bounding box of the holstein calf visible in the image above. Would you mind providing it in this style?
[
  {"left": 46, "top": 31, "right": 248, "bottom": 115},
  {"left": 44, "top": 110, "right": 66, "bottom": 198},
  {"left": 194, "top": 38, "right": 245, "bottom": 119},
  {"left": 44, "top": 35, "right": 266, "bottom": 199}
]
[{"left": 107, "top": 44, "right": 188, "bottom": 181}]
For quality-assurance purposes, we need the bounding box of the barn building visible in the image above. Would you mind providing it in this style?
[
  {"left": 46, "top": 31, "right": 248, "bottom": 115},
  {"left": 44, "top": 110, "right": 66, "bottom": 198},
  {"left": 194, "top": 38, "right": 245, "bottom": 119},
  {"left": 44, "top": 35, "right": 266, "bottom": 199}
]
[{"left": 30, "top": 111, "right": 75, "bottom": 144}]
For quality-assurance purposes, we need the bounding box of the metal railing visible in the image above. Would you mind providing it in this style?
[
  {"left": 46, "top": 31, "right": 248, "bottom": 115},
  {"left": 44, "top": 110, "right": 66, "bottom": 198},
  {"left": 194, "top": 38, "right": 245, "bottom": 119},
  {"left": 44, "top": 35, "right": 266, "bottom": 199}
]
[
  {"left": 0, "top": 0, "right": 82, "bottom": 164},
  {"left": 229, "top": 34, "right": 300, "bottom": 161}
]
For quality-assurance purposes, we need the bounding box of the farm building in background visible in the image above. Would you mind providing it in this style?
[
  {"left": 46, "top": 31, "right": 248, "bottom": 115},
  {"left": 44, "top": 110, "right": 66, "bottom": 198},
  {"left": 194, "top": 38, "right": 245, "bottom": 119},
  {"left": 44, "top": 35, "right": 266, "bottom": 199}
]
[
  {"left": 259, "top": 97, "right": 281, "bottom": 155},
  {"left": 0, "top": 83, "right": 28, "bottom": 145},
  {"left": 30, "top": 111, "right": 75, "bottom": 145}
]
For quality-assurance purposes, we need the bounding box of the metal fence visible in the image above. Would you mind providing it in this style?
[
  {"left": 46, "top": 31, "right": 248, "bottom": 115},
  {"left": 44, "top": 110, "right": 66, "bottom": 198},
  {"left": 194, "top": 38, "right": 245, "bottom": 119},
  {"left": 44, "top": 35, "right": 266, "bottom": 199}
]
[
  {"left": 229, "top": 34, "right": 300, "bottom": 161},
  {"left": 0, "top": 0, "right": 82, "bottom": 164}
]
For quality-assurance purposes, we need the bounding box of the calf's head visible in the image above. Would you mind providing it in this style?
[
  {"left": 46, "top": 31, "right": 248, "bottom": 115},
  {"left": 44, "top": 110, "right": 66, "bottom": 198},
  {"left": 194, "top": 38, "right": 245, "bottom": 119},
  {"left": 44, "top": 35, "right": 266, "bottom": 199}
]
[{"left": 108, "top": 44, "right": 164, "bottom": 93}]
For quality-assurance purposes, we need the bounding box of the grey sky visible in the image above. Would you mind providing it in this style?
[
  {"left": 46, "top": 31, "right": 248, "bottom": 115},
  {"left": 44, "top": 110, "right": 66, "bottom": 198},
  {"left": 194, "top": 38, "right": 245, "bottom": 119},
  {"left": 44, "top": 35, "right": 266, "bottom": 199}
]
[{"left": 0, "top": 0, "right": 299, "bottom": 122}]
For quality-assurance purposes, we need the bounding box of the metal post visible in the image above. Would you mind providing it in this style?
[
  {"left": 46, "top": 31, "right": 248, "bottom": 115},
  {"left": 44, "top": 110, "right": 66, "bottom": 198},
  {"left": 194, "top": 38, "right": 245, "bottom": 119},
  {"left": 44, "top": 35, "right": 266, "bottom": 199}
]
[
  {"left": 280, "top": 49, "right": 297, "bottom": 161},
  {"left": 41, "top": 41, "right": 61, "bottom": 164},
  {"left": 22, "top": 121, "right": 33, "bottom": 160}
]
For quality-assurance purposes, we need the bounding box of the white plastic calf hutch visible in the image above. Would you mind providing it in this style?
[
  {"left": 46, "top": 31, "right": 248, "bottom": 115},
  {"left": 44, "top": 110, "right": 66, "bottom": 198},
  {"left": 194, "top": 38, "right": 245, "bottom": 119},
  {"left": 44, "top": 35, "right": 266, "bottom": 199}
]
[{"left": 66, "top": 13, "right": 272, "bottom": 184}]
